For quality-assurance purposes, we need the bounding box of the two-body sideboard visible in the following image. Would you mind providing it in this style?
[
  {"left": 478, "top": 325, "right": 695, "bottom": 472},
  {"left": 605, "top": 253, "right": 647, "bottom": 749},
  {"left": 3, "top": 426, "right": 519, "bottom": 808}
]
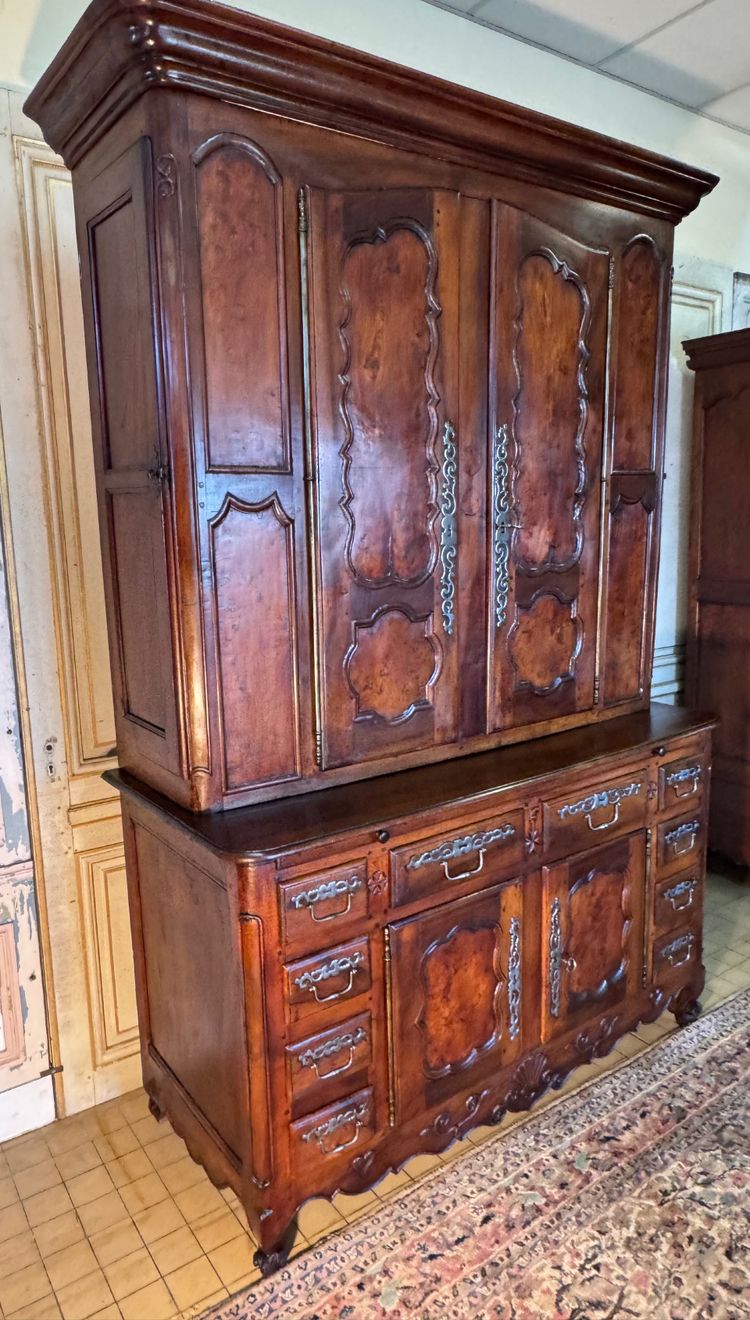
[{"left": 26, "top": 0, "right": 717, "bottom": 1273}]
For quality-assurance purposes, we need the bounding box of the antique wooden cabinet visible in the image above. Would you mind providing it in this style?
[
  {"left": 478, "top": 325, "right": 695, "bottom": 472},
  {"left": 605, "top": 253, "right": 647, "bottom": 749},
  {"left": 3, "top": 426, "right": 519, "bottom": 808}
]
[
  {"left": 685, "top": 328, "right": 750, "bottom": 863},
  {"left": 27, "top": 0, "right": 717, "bottom": 1274}
]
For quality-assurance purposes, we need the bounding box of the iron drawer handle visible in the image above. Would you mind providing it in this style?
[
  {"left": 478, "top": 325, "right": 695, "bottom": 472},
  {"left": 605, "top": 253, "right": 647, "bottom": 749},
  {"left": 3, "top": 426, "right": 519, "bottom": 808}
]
[
  {"left": 294, "top": 952, "right": 364, "bottom": 1003},
  {"left": 443, "top": 848, "right": 486, "bottom": 882},
  {"left": 665, "top": 821, "right": 700, "bottom": 856},
  {"left": 298, "top": 1027, "right": 368, "bottom": 1080},
  {"left": 664, "top": 878, "right": 698, "bottom": 912},
  {"left": 585, "top": 801, "right": 619, "bottom": 832},
  {"left": 310, "top": 970, "right": 357, "bottom": 1004},
  {"left": 662, "top": 933, "right": 695, "bottom": 967},
  {"left": 302, "top": 1101, "right": 369, "bottom": 1156},
  {"left": 667, "top": 766, "right": 703, "bottom": 798},
  {"left": 291, "top": 875, "right": 362, "bottom": 924}
]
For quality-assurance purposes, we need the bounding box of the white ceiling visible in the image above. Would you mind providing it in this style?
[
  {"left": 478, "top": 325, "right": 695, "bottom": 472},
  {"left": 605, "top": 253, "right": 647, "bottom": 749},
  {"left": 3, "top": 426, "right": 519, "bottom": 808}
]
[{"left": 422, "top": 0, "right": 750, "bottom": 134}]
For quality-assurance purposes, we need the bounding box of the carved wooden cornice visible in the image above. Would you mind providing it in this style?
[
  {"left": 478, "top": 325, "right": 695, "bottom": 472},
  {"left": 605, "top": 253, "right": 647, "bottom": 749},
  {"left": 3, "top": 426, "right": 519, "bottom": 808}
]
[
  {"left": 684, "top": 326, "right": 750, "bottom": 370},
  {"left": 26, "top": 0, "right": 717, "bottom": 221}
]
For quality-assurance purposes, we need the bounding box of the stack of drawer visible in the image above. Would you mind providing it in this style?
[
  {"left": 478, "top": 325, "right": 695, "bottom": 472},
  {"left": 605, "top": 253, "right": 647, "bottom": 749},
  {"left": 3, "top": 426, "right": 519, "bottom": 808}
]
[
  {"left": 278, "top": 860, "right": 379, "bottom": 1177},
  {"left": 652, "top": 743, "right": 708, "bottom": 984}
]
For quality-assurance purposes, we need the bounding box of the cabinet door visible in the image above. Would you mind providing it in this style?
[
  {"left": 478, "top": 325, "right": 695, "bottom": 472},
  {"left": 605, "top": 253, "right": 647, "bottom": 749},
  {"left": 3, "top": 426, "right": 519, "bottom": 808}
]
[
  {"left": 541, "top": 833, "right": 645, "bottom": 1042},
  {"left": 488, "top": 204, "right": 609, "bottom": 732},
  {"left": 389, "top": 881, "right": 525, "bottom": 1125},
  {"left": 307, "top": 188, "right": 462, "bottom": 769}
]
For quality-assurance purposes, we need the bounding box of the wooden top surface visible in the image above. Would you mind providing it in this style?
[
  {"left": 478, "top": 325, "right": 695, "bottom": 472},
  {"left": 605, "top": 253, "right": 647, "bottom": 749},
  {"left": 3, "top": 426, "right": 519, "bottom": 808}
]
[
  {"left": 25, "top": 0, "right": 717, "bottom": 220},
  {"left": 107, "top": 705, "right": 716, "bottom": 861}
]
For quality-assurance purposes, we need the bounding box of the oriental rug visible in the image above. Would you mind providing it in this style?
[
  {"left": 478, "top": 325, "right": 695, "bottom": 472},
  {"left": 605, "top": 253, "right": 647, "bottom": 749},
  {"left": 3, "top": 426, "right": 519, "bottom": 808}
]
[{"left": 206, "top": 989, "right": 750, "bottom": 1320}]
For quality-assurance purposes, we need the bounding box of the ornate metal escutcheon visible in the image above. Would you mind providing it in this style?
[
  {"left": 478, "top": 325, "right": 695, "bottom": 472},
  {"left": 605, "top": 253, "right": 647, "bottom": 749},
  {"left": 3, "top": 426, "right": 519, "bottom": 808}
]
[
  {"left": 548, "top": 897, "right": 563, "bottom": 1017},
  {"left": 438, "top": 420, "right": 457, "bottom": 636},
  {"left": 492, "top": 422, "right": 512, "bottom": 629},
  {"left": 508, "top": 915, "right": 522, "bottom": 1040}
]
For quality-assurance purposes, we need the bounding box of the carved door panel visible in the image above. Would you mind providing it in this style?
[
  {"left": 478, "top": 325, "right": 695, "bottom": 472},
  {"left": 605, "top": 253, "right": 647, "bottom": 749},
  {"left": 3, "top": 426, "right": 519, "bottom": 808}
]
[
  {"left": 541, "top": 833, "right": 645, "bottom": 1043},
  {"left": 488, "top": 204, "right": 609, "bottom": 732},
  {"left": 306, "top": 187, "right": 462, "bottom": 769},
  {"left": 389, "top": 880, "right": 525, "bottom": 1126}
]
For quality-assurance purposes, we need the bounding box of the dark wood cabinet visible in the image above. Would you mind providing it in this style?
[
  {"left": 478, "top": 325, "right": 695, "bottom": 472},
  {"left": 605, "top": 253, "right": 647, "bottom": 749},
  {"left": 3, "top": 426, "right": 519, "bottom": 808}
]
[
  {"left": 685, "top": 328, "right": 750, "bottom": 863},
  {"left": 27, "top": 0, "right": 717, "bottom": 1276}
]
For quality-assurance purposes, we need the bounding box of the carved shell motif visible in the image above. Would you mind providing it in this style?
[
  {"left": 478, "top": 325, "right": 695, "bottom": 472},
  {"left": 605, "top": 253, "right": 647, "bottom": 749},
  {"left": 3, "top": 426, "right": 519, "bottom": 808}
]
[{"left": 503, "top": 1049, "right": 560, "bottom": 1112}]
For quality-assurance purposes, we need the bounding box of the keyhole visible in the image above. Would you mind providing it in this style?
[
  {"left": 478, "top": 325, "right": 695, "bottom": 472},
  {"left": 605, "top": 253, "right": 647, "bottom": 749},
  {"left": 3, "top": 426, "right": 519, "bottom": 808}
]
[{"left": 43, "top": 736, "right": 57, "bottom": 782}]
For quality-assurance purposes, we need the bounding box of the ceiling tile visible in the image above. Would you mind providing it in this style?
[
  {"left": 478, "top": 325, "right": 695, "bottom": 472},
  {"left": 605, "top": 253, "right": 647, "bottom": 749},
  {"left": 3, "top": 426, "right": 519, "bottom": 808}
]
[
  {"left": 702, "top": 82, "right": 750, "bottom": 132},
  {"left": 470, "top": 0, "right": 698, "bottom": 65},
  {"left": 601, "top": 0, "right": 750, "bottom": 107}
]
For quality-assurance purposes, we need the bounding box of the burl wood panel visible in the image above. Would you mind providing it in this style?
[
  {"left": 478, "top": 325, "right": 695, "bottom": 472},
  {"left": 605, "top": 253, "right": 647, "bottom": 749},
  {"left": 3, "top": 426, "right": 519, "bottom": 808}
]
[
  {"left": 194, "top": 134, "right": 290, "bottom": 472},
  {"left": 612, "top": 238, "right": 662, "bottom": 471},
  {"left": 391, "top": 881, "right": 523, "bottom": 1123},
  {"left": 210, "top": 494, "right": 300, "bottom": 791},
  {"left": 542, "top": 833, "right": 644, "bottom": 1041},
  {"left": 603, "top": 497, "right": 651, "bottom": 703}
]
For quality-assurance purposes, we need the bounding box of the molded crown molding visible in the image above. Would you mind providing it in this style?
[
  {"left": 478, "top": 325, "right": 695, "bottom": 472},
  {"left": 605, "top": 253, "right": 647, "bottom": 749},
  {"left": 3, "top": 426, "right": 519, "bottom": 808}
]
[
  {"left": 684, "top": 326, "right": 750, "bottom": 370},
  {"left": 25, "top": 0, "right": 717, "bottom": 221}
]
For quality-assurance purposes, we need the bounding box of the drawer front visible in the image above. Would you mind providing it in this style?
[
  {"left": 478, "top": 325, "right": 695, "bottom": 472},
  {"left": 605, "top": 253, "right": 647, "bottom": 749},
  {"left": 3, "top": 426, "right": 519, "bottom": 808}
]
[
  {"left": 286, "top": 1012, "right": 372, "bottom": 1117},
  {"left": 653, "top": 926, "right": 701, "bottom": 981},
  {"left": 279, "top": 860, "right": 368, "bottom": 955},
  {"left": 653, "top": 872, "right": 703, "bottom": 938},
  {"left": 390, "top": 810, "right": 525, "bottom": 907},
  {"left": 659, "top": 754, "right": 706, "bottom": 815},
  {"left": 291, "top": 1086, "right": 376, "bottom": 1176},
  {"left": 542, "top": 772, "right": 647, "bottom": 860},
  {"left": 285, "top": 937, "right": 371, "bottom": 1024},
  {"left": 657, "top": 814, "right": 704, "bottom": 878}
]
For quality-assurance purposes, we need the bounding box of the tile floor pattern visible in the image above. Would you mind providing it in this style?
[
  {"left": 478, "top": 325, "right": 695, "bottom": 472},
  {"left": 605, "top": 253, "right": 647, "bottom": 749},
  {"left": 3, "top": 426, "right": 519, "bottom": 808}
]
[{"left": 0, "top": 870, "right": 748, "bottom": 1320}]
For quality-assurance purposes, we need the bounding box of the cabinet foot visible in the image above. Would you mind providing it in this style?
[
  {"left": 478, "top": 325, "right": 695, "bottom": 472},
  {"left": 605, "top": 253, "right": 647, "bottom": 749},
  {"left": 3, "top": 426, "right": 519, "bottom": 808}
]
[
  {"left": 672, "top": 997, "right": 702, "bottom": 1027},
  {"left": 253, "top": 1217, "right": 298, "bottom": 1278},
  {"left": 148, "top": 1095, "right": 166, "bottom": 1122}
]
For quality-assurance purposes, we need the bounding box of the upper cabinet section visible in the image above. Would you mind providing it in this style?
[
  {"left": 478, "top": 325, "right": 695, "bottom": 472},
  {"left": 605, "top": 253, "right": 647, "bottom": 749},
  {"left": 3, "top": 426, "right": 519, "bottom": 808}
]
[{"left": 26, "top": 0, "right": 717, "bottom": 810}]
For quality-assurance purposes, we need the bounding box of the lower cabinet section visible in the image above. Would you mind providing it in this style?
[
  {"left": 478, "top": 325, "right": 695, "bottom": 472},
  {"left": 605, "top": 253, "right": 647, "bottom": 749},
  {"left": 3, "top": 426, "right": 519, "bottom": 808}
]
[{"left": 111, "top": 706, "right": 714, "bottom": 1275}]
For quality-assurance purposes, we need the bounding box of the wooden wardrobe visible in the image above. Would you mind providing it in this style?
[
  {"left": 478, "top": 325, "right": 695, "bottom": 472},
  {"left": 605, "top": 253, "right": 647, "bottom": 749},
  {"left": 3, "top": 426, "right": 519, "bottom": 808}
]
[
  {"left": 685, "top": 328, "right": 750, "bottom": 864},
  {"left": 27, "top": 0, "right": 717, "bottom": 1273}
]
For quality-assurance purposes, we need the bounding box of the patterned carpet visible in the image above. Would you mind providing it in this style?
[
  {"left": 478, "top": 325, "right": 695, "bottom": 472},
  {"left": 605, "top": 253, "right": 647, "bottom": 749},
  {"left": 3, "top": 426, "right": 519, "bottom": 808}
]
[{"left": 207, "top": 990, "right": 750, "bottom": 1320}]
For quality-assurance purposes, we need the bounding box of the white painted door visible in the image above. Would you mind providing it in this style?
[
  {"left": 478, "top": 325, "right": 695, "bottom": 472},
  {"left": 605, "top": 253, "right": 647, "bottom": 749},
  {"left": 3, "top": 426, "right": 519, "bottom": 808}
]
[{"left": 0, "top": 94, "right": 141, "bottom": 1118}]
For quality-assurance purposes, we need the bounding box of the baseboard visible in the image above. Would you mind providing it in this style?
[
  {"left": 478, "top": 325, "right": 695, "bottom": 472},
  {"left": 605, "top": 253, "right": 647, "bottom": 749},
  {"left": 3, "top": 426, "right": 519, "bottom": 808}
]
[{"left": 0, "top": 1075, "right": 55, "bottom": 1141}]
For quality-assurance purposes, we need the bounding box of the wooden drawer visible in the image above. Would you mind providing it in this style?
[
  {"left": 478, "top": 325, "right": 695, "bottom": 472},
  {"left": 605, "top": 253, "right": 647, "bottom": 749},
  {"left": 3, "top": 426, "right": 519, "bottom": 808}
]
[
  {"left": 653, "top": 872, "right": 703, "bottom": 937},
  {"left": 286, "top": 1012, "right": 372, "bottom": 1118},
  {"left": 652, "top": 926, "right": 701, "bottom": 981},
  {"left": 279, "top": 859, "right": 368, "bottom": 955},
  {"left": 656, "top": 813, "right": 704, "bottom": 879},
  {"left": 658, "top": 753, "right": 707, "bottom": 815},
  {"left": 284, "top": 936, "right": 371, "bottom": 1025},
  {"left": 542, "top": 771, "right": 647, "bottom": 860},
  {"left": 291, "top": 1086, "right": 376, "bottom": 1176},
  {"left": 390, "top": 810, "right": 525, "bottom": 907}
]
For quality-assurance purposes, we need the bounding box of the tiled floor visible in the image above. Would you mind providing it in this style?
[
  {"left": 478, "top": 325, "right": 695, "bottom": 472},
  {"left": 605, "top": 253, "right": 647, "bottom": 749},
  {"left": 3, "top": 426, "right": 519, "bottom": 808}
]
[{"left": 0, "top": 869, "right": 748, "bottom": 1320}]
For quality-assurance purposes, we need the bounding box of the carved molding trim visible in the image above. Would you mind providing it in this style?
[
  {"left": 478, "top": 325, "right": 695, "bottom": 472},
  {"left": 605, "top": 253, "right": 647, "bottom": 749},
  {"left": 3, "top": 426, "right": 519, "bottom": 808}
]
[
  {"left": 344, "top": 605, "right": 442, "bottom": 726},
  {"left": 420, "top": 1090, "right": 490, "bottom": 1143},
  {"left": 417, "top": 921, "right": 503, "bottom": 1079}
]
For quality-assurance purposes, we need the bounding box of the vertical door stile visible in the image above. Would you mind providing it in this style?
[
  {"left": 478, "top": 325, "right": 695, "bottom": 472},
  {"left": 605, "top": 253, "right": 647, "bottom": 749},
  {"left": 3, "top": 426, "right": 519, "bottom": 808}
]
[{"left": 297, "top": 184, "right": 324, "bottom": 770}]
